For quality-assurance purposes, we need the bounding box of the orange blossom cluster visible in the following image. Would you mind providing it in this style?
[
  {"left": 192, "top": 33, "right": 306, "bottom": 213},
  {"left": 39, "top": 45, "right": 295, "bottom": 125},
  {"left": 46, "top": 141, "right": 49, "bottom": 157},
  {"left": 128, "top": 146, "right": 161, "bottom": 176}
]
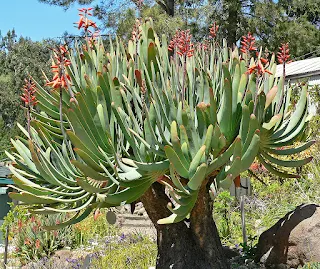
[
  {"left": 46, "top": 45, "right": 71, "bottom": 90},
  {"left": 209, "top": 22, "right": 219, "bottom": 38},
  {"left": 240, "top": 32, "right": 257, "bottom": 54},
  {"left": 21, "top": 77, "right": 37, "bottom": 107},
  {"left": 277, "top": 43, "right": 291, "bottom": 64},
  {"left": 168, "top": 30, "right": 194, "bottom": 57}
]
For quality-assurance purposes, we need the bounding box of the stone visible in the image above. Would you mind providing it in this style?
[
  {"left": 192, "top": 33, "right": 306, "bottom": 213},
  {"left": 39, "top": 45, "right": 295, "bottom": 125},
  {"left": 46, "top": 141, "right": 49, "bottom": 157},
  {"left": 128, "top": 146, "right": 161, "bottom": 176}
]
[
  {"left": 255, "top": 204, "right": 320, "bottom": 268},
  {"left": 223, "top": 246, "right": 239, "bottom": 259}
]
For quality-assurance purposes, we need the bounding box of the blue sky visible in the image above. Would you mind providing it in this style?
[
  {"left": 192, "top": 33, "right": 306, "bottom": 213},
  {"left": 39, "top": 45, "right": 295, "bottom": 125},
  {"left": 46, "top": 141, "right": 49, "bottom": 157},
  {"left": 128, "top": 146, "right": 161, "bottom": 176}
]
[{"left": 0, "top": 0, "right": 99, "bottom": 41}]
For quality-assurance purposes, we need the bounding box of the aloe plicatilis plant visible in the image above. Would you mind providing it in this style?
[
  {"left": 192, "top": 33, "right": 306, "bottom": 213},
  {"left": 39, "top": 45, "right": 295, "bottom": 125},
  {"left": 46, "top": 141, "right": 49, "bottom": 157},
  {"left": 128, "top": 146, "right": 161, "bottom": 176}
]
[{"left": 7, "top": 17, "right": 313, "bottom": 268}]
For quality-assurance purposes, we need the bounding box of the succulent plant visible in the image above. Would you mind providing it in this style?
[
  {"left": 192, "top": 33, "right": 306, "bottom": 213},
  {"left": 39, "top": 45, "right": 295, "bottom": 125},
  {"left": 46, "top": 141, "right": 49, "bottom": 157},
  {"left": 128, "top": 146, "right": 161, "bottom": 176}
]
[{"left": 7, "top": 18, "right": 313, "bottom": 229}]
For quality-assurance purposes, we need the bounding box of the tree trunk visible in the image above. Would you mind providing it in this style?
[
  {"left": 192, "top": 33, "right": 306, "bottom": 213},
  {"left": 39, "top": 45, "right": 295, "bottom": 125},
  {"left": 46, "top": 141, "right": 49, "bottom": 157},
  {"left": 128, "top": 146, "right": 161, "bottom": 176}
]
[
  {"left": 157, "top": 0, "right": 175, "bottom": 16},
  {"left": 140, "top": 182, "right": 229, "bottom": 269},
  {"left": 165, "top": 0, "right": 175, "bottom": 16},
  {"left": 224, "top": 0, "right": 242, "bottom": 46}
]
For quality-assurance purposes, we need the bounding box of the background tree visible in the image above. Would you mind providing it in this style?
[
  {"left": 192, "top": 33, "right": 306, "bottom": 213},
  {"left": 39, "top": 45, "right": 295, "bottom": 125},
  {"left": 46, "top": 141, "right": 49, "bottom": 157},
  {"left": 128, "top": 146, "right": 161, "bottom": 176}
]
[
  {"left": 249, "top": 0, "right": 320, "bottom": 58},
  {"left": 39, "top": 0, "right": 320, "bottom": 58},
  {"left": 0, "top": 30, "right": 54, "bottom": 158}
]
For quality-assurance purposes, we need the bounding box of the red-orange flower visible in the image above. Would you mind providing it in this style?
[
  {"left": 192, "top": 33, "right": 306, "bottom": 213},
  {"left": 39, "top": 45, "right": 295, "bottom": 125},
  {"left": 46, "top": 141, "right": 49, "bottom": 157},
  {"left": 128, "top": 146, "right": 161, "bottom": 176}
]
[
  {"left": 32, "top": 225, "right": 38, "bottom": 233},
  {"left": 18, "top": 219, "right": 23, "bottom": 231},
  {"left": 87, "top": 30, "right": 101, "bottom": 49},
  {"left": 131, "top": 20, "right": 142, "bottom": 42},
  {"left": 46, "top": 45, "right": 71, "bottom": 90},
  {"left": 277, "top": 43, "right": 291, "bottom": 64},
  {"left": 246, "top": 59, "right": 273, "bottom": 76},
  {"left": 168, "top": 30, "right": 179, "bottom": 52},
  {"left": 21, "top": 77, "right": 37, "bottom": 107},
  {"left": 196, "top": 41, "right": 209, "bottom": 52},
  {"left": 260, "top": 57, "right": 269, "bottom": 65},
  {"left": 168, "top": 30, "right": 194, "bottom": 58},
  {"left": 76, "top": 7, "right": 97, "bottom": 33},
  {"left": 209, "top": 22, "right": 219, "bottom": 39},
  {"left": 94, "top": 209, "right": 102, "bottom": 221},
  {"left": 240, "top": 32, "right": 257, "bottom": 54},
  {"left": 250, "top": 162, "right": 267, "bottom": 173},
  {"left": 35, "top": 239, "right": 41, "bottom": 249},
  {"left": 24, "top": 238, "right": 31, "bottom": 246}
]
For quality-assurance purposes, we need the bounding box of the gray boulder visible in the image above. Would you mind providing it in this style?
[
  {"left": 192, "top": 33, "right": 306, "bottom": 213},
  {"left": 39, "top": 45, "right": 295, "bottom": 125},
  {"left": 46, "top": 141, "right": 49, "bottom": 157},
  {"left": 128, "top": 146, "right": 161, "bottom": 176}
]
[{"left": 255, "top": 204, "right": 320, "bottom": 268}]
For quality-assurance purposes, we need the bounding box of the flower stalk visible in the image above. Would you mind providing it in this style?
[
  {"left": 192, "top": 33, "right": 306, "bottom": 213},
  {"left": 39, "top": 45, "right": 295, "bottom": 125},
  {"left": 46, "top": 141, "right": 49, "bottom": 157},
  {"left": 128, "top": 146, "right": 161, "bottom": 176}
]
[
  {"left": 21, "top": 77, "right": 37, "bottom": 136},
  {"left": 277, "top": 43, "right": 291, "bottom": 113},
  {"left": 46, "top": 45, "right": 72, "bottom": 139},
  {"left": 169, "top": 30, "right": 194, "bottom": 107}
]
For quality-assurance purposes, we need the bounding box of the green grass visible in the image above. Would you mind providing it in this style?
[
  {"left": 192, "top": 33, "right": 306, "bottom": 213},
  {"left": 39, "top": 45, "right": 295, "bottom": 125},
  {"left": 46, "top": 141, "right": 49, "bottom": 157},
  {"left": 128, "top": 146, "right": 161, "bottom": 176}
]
[
  {"left": 300, "top": 263, "right": 320, "bottom": 269},
  {"left": 91, "top": 233, "right": 157, "bottom": 269}
]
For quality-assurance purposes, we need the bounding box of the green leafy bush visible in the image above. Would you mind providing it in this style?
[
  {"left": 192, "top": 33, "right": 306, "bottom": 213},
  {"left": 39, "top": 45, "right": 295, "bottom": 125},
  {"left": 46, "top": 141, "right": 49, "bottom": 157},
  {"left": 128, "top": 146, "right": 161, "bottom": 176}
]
[
  {"left": 73, "top": 209, "right": 119, "bottom": 246},
  {"left": 4, "top": 208, "right": 76, "bottom": 264},
  {"left": 1, "top": 204, "right": 120, "bottom": 265}
]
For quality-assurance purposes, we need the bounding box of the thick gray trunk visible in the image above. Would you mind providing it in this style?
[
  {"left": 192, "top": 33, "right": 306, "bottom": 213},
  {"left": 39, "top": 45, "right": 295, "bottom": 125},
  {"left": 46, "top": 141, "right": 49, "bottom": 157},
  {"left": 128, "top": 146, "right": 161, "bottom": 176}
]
[{"left": 141, "top": 182, "right": 229, "bottom": 269}]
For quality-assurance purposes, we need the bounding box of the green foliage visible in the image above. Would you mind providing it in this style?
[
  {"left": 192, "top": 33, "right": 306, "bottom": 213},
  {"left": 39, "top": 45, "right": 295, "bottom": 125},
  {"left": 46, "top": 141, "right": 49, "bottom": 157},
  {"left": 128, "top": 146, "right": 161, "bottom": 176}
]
[
  {"left": 0, "top": 202, "right": 28, "bottom": 239},
  {"left": 7, "top": 18, "right": 312, "bottom": 228},
  {"left": 38, "top": 0, "right": 93, "bottom": 7},
  {"left": 91, "top": 234, "right": 157, "bottom": 269},
  {"left": 301, "top": 263, "right": 320, "bottom": 269},
  {"left": 141, "top": 6, "right": 185, "bottom": 38},
  {"left": 249, "top": 3, "right": 320, "bottom": 58},
  {"left": 0, "top": 118, "right": 21, "bottom": 160},
  {"left": 213, "top": 191, "right": 238, "bottom": 239},
  {"left": 73, "top": 209, "right": 119, "bottom": 246},
  {"left": 0, "top": 30, "right": 54, "bottom": 159},
  {"left": 238, "top": 235, "right": 258, "bottom": 260}
]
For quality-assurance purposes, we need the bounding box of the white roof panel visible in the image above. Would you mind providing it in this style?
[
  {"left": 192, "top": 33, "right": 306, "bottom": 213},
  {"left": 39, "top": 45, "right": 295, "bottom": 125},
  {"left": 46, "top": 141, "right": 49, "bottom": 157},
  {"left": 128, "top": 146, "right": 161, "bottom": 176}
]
[{"left": 276, "top": 57, "right": 320, "bottom": 77}]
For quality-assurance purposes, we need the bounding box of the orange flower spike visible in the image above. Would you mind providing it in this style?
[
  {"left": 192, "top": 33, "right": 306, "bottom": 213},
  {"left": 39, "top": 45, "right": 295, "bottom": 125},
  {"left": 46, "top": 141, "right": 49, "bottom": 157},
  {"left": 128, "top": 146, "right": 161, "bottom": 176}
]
[
  {"left": 246, "top": 60, "right": 273, "bottom": 75},
  {"left": 76, "top": 7, "right": 97, "bottom": 32},
  {"left": 21, "top": 77, "right": 37, "bottom": 107},
  {"left": 209, "top": 22, "right": 219, "bottom": 38},
  {"left": 35, "top": 239, "right": 41, "bottom": 249},
  {"left": 245, "top": 64, "right": 257, "bottom": 74},
  {"left": 260, "top": 57, "right": 269, "bottom": 65},
  {"left": 240, "top": 32, "right": 256, "bottom": 54},
  {"left": 46, "top": 45, "right": 71, "bottom": 90},
  {"left": 277, "top": 43, "right": 291, "bottom": 64}
]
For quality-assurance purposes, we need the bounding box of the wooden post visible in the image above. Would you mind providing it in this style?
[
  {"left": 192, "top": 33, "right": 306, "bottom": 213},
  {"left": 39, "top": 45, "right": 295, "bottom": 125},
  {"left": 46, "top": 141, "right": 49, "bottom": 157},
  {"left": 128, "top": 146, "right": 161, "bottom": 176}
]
[
  {"left": 3, "top": 225, "right": 9, "bottom": 268},
  {"left": 240, "top": 195, "right": 247, "bottom": 244}
]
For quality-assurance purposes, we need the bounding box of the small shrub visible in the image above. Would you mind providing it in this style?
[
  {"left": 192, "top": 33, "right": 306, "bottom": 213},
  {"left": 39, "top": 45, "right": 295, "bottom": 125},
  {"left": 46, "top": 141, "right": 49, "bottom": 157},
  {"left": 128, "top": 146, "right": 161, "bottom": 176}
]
[
  {"left": 1, "top": 205, "right": 120, "bottom": 265},
  {"left": 7, "top": 211, "right": 76, "bottom": 265},
  {"left": 73, "top": 209, "right": 119, "bottom": 246}
]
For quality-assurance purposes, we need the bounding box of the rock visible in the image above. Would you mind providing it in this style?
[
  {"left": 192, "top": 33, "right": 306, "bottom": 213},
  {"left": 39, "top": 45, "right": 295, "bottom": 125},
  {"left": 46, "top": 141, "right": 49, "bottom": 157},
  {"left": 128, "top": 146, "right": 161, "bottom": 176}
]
[
  {"left": 223, "top": 246, "right": 239, "bottom": 259},
  {"left": 255, "top": 204, "right": 320, "bottom": 268},
  {"left": 136, "top": 207, "right": 146, "bottom": 216}
]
